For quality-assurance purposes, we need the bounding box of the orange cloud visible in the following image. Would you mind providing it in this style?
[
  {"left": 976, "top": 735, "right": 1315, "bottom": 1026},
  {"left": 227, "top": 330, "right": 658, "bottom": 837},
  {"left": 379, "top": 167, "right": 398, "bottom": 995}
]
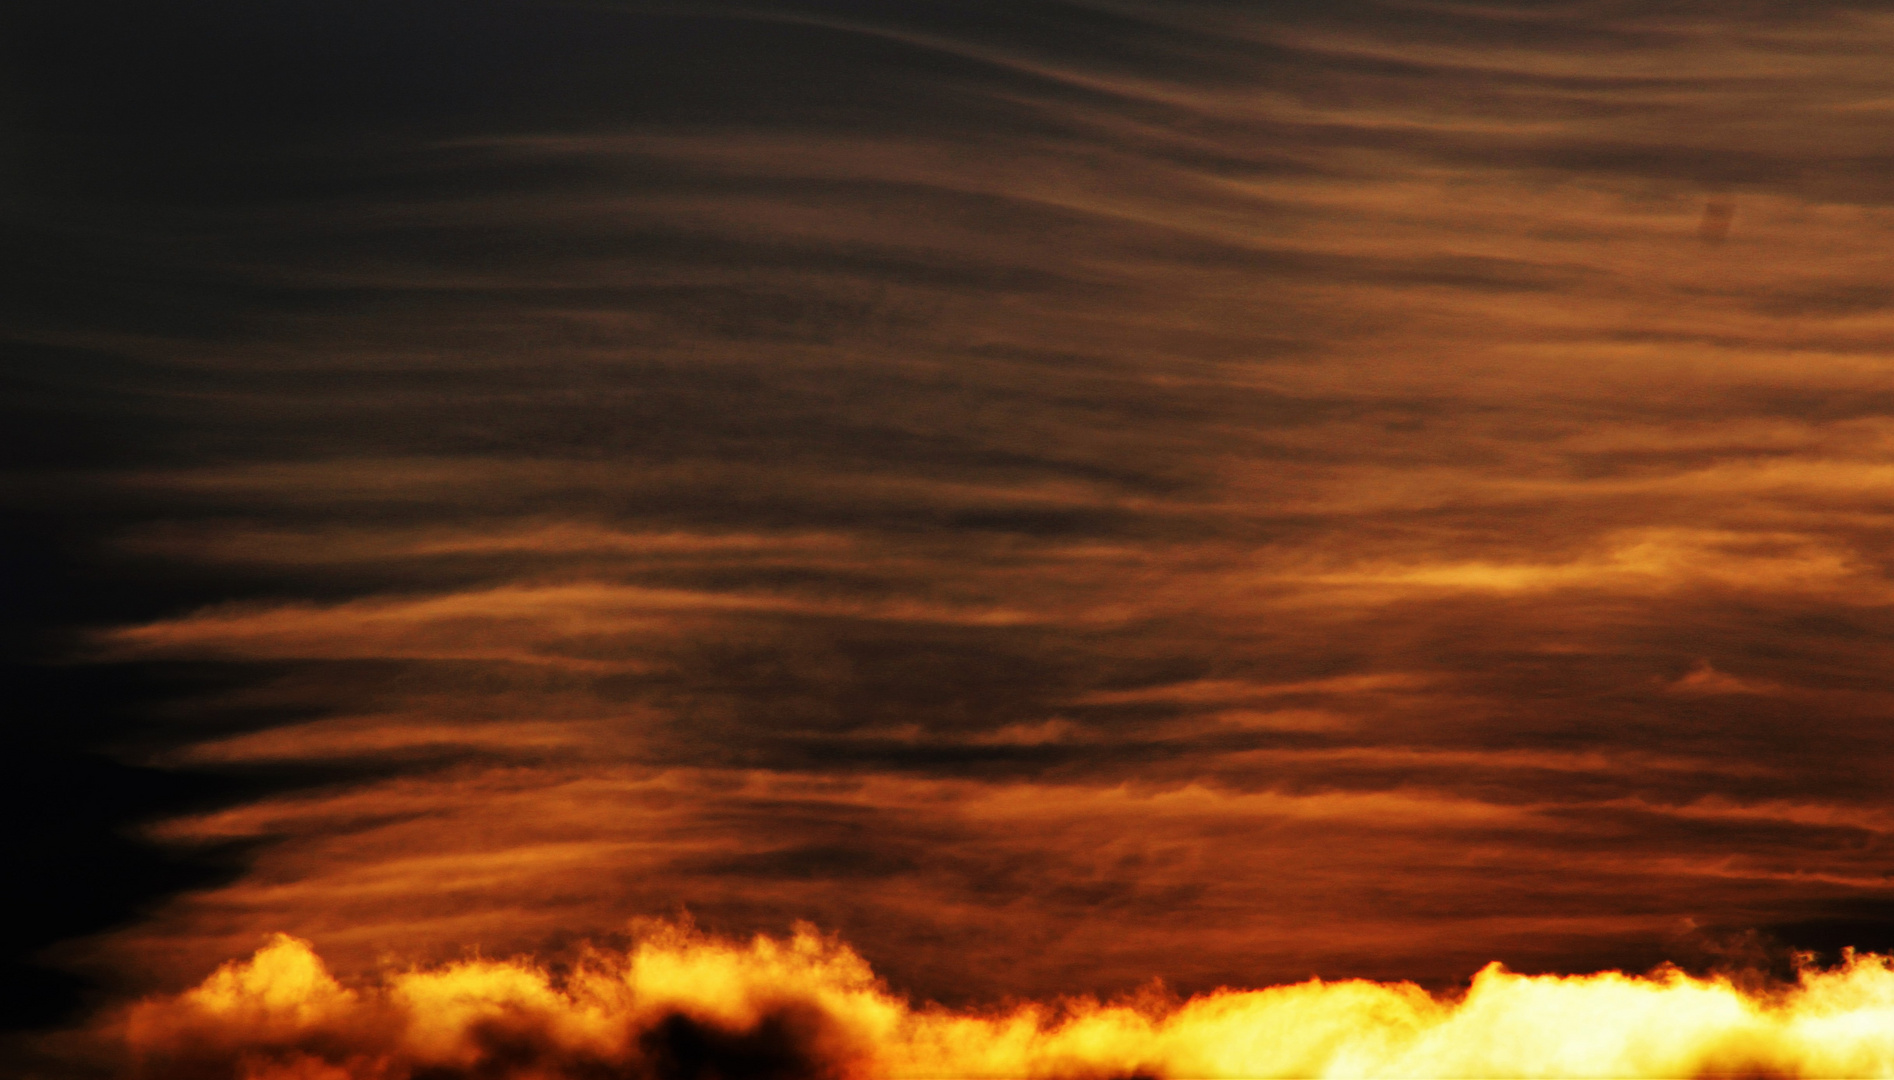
[
  {"left": 123, "top": 922, "right": 1894, "bottom": 1079},
  {"left": 27, "top": 0, "right": 1894, "bottom": 1067}
]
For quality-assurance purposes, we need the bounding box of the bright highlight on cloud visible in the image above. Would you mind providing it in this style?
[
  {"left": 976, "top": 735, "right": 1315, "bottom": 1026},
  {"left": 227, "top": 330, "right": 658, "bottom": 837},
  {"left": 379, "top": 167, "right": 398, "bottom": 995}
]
[{"left": 126, "top": 922, "right": 1894, "bottom": 1080}]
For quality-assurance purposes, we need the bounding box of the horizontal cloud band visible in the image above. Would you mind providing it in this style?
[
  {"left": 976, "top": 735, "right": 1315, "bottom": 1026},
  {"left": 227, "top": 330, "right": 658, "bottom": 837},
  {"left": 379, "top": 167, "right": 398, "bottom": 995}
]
[{"left": 126, "top": 921, "right": 1894, "bottom": 1080}]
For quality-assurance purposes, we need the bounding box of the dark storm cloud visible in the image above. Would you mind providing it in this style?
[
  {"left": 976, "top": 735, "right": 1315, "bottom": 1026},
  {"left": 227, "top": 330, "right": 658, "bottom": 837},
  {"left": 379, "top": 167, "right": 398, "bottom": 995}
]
[{"left": 12, "top": 0, "right": 1894, "bottom": 1071}]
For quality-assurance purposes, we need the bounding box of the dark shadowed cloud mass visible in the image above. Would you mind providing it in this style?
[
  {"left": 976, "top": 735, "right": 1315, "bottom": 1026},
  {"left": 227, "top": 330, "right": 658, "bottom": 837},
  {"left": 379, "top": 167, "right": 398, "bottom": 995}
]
[{"left": 10, "top": 0, "right": 1894, "bottom": 1074}]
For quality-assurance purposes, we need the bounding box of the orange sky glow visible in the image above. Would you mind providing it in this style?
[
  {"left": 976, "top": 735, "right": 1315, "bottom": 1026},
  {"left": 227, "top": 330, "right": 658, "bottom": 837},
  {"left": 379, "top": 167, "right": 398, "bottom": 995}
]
[{"left": 10, "top": 1, "right": 1894, "bottom": 1076}]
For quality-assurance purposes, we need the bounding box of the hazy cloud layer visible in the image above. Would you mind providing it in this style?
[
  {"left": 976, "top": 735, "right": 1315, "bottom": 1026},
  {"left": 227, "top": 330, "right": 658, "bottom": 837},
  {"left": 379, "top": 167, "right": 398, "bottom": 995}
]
[{"left": 11, "top": 0, "right": 1894, "bottom": 1066}]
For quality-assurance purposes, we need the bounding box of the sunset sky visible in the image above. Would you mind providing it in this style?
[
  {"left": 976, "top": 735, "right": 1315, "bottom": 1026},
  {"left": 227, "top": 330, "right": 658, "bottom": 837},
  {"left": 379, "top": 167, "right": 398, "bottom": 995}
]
[{"left": 10, "top": 1, "right": 1894, "bottom": 1075}]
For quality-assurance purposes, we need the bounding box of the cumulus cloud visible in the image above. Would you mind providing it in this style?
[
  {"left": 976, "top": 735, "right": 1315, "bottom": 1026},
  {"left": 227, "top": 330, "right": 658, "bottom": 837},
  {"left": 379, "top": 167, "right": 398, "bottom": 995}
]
[{"left": 122, "top": 922, "right": 1894, "bottom": 1080}]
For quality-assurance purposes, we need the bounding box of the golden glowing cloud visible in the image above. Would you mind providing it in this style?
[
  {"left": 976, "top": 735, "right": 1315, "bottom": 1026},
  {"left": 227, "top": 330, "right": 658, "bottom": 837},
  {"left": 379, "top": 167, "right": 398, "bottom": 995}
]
[{"left": 124, "top": 923, "right": 1894, "bottom": 1079}]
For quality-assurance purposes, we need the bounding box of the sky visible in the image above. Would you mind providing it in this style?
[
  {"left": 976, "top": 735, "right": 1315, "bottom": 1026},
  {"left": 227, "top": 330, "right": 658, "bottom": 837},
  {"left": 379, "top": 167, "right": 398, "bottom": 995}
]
[{"left": 10, "top": 0, "right": 1894, "bottom": 1075}]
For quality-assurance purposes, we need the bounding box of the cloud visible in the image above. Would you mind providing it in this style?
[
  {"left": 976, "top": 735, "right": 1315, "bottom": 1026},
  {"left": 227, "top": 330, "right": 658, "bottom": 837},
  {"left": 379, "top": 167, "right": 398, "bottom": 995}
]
[
  {"left": 119, "top": 922, "right": 1894, "bottom": 1080},
  {"left": 16, "top": 0, "right": 1894, "bottom": 1062}
]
